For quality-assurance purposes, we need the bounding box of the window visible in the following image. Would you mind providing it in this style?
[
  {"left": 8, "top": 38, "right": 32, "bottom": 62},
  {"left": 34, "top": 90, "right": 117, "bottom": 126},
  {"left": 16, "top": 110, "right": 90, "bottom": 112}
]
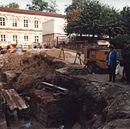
[
  {"left": 34, "top": 36, "right": 39, "bottom": 43},
  {"left": 24, "top": 36, "right": 28, "bottom": 41},
  {"left": 24, "top": 20, "right": 28, "bottom": 27},
  {"left": 13, "top": 35, "right": 17, "bottom": 41},
  {"left": 34, "top": 20, "right": 39, "bottom": 28},
  {"left": 0, "top": 35, "right": 6, "bottom": 41},
  {"left": 12, "top": 19, "right": 17, "bottom": 27},
  {"left": 0, "top": 17, "right": 5, "bottom": 26}
]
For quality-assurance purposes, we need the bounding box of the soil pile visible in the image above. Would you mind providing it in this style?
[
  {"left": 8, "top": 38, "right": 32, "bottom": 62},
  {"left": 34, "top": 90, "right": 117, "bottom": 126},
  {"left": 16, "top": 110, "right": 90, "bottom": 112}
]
[{"left": 0, "top": 51, "right": 66, "bottom": 92}]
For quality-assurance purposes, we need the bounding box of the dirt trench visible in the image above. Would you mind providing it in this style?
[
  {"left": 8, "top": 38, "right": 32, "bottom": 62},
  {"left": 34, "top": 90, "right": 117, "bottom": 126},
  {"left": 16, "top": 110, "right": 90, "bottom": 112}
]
[
  {"left": 0, "top": 51, "right": 130, "bottom": 129},
  {"left": 54, "top": 68, "right": 130, "bottom": 129}
]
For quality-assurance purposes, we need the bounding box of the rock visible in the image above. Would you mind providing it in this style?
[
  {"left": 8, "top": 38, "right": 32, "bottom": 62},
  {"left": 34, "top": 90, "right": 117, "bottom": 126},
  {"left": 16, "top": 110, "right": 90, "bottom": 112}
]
[
  {"left": 101, "top": 119, "right": 130, "bottom": 129},
  {"left": 72, "top": 123, "right": 81, "bottom": 129},
  {"left": 102, "top": 85, "right": 130, "bottom": 123},
  {"left": 0, "top": 112, "right": 7, "bottom": 129},
  {"left": 54, "top": 69, "right": 130, "bottom": 129},
  {"left": 0, "top": 52, "right": 66, "bottom": 92},
  {"left": 0, "top": 51, "right": 130, "bottom": 129},
  {"left": 1, "top": 70, "right": 20, "bottom": 85}
]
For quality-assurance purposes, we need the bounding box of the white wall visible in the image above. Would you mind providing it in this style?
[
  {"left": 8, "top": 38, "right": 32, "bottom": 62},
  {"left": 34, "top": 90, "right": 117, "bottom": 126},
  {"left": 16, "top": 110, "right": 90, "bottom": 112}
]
[
  {"left": 42, "top": 19, "right": 54, "bottom": 35},
  {"left": 0, "top": 30, "right": 42, "bottom": 45},
  {"left": 54, "top": 18, "right": 66, "bottom": 34},
  {"left": 0, "top": 10, "right": 66, "bottom": 46},
  {"left": 42, "top": 18, "right": 66, "bottom": 35}
]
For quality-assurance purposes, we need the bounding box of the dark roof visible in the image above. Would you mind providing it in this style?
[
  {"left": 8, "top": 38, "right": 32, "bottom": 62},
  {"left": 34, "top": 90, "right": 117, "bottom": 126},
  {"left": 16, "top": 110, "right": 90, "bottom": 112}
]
[{"left": 0, "top": 7, "right": 65, "bottom": 18}]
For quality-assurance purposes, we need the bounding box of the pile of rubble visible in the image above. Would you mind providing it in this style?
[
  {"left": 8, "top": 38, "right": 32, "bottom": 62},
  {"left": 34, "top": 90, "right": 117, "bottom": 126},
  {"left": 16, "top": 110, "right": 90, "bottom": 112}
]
[
  {"left": 0, "top": 49, "right": 130, "bottom": 129},
  {"left": 0, "top": 51, "right": 66, "bottom": 92},
  {"left": 0, "top": 51, "right": 68, "bottom": 128},
  {"left": 54, "top": 67, "right": 130, "bottom": 129},
  {"left": 30, "top": 88, "right": 69, "bottom": 127}
]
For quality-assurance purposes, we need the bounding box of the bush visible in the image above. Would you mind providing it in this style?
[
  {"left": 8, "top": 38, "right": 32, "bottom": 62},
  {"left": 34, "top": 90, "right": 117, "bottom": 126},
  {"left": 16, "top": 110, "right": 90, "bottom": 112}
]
[{"left": 110, "top": 34, "right": 130, "bottom": 49}]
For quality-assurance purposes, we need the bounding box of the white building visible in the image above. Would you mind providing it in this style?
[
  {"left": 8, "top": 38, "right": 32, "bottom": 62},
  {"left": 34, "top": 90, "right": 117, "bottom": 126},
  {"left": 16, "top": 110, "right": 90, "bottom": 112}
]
[
  {"left": 42, "top": 18, "right": 66, "bottom": 46},
  {"left": 0, "top": 7, "right": 66, "bottom": 47}
]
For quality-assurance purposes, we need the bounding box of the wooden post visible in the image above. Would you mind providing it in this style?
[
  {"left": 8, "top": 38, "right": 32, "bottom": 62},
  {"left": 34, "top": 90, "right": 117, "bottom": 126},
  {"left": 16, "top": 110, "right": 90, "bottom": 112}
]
[
  {"left": 57, "top": 36, "right": 58, "bottom": 47},
  {"left": 59, "top": 46, "right": 65, "bottom": 60},
  {"left": 74, "top": 51, "right": 82, "bottom": 65}
]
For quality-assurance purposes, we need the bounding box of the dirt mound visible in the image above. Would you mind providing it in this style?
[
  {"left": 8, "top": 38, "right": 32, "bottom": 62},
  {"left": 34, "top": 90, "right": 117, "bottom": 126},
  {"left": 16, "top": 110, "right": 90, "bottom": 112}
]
[
  {"left": 0, "top": 52, "right": 66, "bottom": 92},
  {"left": 15, "top": 59, "right": 55, "bottom": 92},
  {"left": 0, "top": 53, "right": 23, "bottom": 71}
]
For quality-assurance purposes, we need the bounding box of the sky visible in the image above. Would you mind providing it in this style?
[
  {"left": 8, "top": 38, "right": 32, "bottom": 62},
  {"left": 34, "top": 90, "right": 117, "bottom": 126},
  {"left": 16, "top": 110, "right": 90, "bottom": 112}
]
[
  {"left": 0, "top": 0, "right": 72, "bottom": 14},
  {"left": 0, "top": 0, "right": 130, "bottom": 13},
  {"left": 99, "top": 0, "right": 130, "bottom": 10}
]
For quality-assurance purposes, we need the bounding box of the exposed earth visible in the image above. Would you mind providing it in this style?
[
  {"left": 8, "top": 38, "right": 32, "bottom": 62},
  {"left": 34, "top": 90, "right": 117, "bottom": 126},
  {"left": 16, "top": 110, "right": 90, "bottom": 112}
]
[{"left": 0, "top": 48, "right": 129, "bottom": 129}]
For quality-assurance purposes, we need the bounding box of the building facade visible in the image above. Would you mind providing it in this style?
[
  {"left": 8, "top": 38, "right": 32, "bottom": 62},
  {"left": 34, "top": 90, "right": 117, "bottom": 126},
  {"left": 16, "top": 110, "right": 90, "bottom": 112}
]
[
  {"left": 42, "top": 18, "right": 66, "bottom": 46},
  {"left": 0, "top": 7, "right": 66, "bottom": 47}
]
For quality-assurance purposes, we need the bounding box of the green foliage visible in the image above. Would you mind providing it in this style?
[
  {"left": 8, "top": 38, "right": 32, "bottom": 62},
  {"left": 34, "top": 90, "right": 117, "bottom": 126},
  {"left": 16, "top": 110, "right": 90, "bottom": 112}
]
[
  {"left": 120, "top": 6, "right": 130, "bottom": 34},
  {"left": 0, "top": 2, "right": 19, "bottom": 8},
  {"left": 79, "top": 0, "right": 103, "bottom": 35},
  {"left": 110, "top": 34, "right": 130, "bottom": 48},
  {"left": 27, "top": 0, "right": 48, "bottom": 11},
  {"left": 65, "top": 0, "right": 123, "bottom": 38},
  {"left": 27, "top": 0, "right": 58, "bottom": 12},
  {"left": 65, "top": 0, "right": 86, "bottom": 34},
  {"left": 48, "top": 0, "right": 59, "bottom": 12}
]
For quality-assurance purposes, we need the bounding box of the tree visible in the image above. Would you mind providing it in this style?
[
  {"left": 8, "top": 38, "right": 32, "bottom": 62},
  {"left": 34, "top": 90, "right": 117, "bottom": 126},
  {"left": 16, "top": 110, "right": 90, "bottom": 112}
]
[
  {"left": 26, "top": 0, "right": 58, "bottom": 12},
  {"left": 65, "top": 0, "right": 85, "bottom": 35},
  {"left": 48, "top": 0, "right": 59, "bottom": 12},
  {"left": 65, "top": 0, "right": 123, "bottom": 38},
  {"left": 79, "top": 0, "right": 103, "bottom": 37},
  {"left": 27, "top": 0, "right": 48, "bottom": 11},
  {"left": 99, "top": 5, "right": 123, "bottom": 38},
  {"left": 120, "top": 6, "right": 130, "bottom": 34},
  {"left": 0, "top": 2, "right": 19, "bottom": 9},
  {"left": 110, "top": 34, "right": 130, "bottom": 48}
]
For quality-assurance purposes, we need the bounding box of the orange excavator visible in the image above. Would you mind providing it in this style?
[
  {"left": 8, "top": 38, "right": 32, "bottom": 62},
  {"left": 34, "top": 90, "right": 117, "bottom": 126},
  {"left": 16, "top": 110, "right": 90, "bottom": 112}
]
[{"left": 84, "top": 47, "right": 109, "bottom": 74}]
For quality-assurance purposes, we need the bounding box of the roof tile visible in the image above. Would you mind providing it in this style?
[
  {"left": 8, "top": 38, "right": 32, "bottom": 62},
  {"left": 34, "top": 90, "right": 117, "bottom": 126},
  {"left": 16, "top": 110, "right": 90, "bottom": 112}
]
[{"left": 0, "top": 7, "right": 65, "bottom": 18}]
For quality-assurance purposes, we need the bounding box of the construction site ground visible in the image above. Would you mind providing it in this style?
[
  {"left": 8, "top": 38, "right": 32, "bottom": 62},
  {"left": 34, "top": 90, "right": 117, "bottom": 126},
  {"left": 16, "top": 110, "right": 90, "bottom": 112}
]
[
  {"left": 0, "top": 48, "right": 85, "bottom": 129},
  {"left": 0, "top": 47, "right": 129, "bottom": 129}
]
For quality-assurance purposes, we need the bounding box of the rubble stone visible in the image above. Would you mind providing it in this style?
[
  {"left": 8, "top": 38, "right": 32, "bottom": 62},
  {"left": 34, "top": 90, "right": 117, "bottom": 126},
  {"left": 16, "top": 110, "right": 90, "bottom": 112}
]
[
  {"left": 29, "top": 89, "right": 70, "bottom": 127},
  {"left": 0, "top": 50, "right": 130, "bottom": 129},
  {"left": 55, "top": 66, "right": 130, "bottom": 129}
]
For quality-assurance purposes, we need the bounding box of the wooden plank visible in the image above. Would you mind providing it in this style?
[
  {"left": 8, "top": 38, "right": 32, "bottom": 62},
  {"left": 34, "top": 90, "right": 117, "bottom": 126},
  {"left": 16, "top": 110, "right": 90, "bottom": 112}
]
[
  {"left": 2, "top": 89, "right": 27, "bottom": 110},
  {"left": 10, "top": 89, "right": 27, "bottom": 110},
  {"left": 8, "top": 89, "right": 22, "bottom": 110},
  {"left": 2, "top": 89, "right": 17, "bottom": 110}
]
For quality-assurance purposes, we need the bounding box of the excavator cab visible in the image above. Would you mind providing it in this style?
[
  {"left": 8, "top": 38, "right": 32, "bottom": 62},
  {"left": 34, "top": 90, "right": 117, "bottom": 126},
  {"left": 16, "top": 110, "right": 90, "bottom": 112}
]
[{"left": 84, "top": 48, "right": 109, "bottom": 73}]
